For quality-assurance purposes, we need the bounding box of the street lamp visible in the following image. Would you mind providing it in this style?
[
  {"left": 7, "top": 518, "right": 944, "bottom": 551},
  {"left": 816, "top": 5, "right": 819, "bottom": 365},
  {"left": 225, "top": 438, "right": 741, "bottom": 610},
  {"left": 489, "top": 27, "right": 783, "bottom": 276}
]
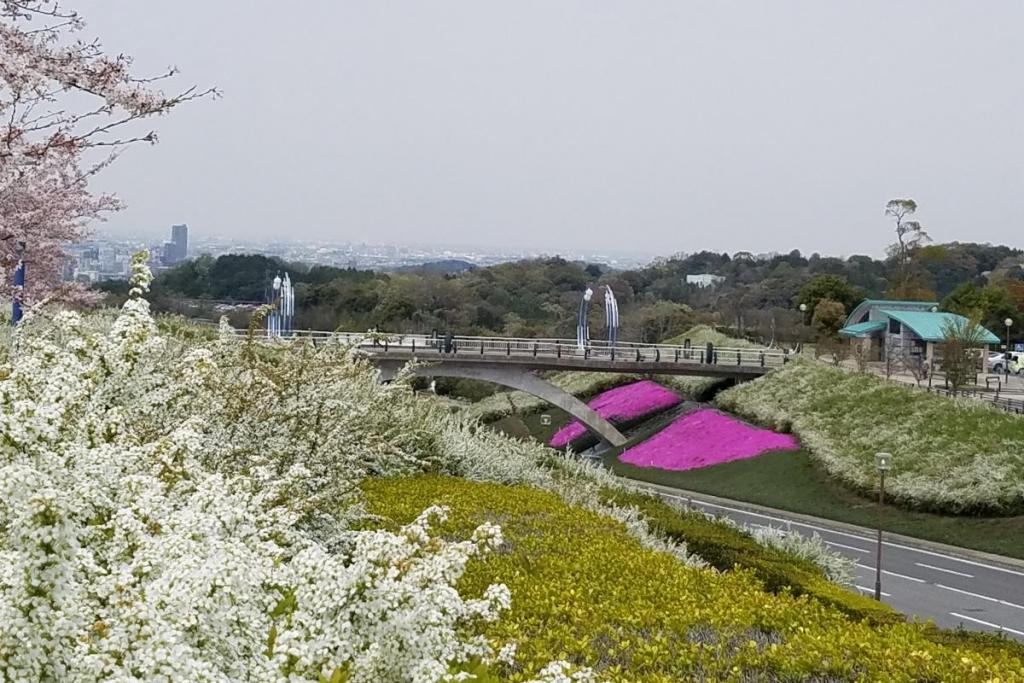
[
  {"left": 577, "top": 286, "right": 594, "bottom": 351},
  {"left": 1005, "top": 318, "right": 1014, "bottom": 373},
  {"left": 798, "top": 303, "right": 808, "bottom": 353},
  {"left": 874, "top": 452, "right": 892, "bottom": 601}
]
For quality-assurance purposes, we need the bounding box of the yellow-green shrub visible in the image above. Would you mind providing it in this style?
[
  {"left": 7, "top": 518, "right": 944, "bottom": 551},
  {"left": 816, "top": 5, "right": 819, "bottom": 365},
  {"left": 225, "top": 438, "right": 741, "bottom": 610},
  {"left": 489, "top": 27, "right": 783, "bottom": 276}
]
[
  {"left": 364, "top": 476, "right": 1024, "bottom": 682},
  {"left": 597, "top": 488, "right": 898, "bottom": 625}
]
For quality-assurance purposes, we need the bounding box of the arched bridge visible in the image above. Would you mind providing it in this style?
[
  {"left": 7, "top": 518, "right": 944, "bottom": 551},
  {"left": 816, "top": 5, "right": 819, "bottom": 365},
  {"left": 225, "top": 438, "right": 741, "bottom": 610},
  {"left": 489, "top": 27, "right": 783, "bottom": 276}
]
[{"left": 243, "top": 330, "right": 791, "bottom": 447}]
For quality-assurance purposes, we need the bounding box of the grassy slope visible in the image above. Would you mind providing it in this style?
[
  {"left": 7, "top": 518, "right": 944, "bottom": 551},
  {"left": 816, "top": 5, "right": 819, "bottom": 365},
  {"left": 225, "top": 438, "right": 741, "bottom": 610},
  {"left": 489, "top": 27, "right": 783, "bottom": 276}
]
[
  {"left": 663, "top": 324, "right": 763, "bottom": 349},
  {"left": 365, "top": 476, "right": 1024, "bottom": 682},
  {"left": 716, "top": 361, "right": 1024, "bottom": 514}
]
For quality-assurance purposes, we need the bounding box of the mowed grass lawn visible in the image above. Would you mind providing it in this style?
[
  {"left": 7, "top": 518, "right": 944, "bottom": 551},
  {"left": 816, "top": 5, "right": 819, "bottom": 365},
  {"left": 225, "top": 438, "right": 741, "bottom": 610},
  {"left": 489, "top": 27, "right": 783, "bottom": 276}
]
[{"left": 606, "top": 448, "right": 1024, "bottom": 560}]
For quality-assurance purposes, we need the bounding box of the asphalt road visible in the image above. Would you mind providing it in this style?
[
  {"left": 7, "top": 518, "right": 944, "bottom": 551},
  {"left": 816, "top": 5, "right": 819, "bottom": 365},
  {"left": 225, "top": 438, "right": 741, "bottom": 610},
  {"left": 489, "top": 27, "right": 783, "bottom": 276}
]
[{"left": 630, "top": 481, "right": 1024, "bottom": 641}]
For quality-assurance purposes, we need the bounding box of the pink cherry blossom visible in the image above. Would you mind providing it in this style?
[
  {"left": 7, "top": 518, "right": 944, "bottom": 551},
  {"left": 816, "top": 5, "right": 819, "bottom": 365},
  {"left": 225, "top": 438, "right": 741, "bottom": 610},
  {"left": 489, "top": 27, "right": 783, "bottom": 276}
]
[{"left": 1, "top": 2, "right": 214, "bottom": 304}]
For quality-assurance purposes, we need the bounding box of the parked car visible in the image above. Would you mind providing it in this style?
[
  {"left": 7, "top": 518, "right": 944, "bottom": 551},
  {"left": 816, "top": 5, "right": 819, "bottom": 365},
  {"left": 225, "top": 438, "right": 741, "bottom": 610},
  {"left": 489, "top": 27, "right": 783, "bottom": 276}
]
[{"left": 989, "top": 352, "right": 1024, "bottom": 374}]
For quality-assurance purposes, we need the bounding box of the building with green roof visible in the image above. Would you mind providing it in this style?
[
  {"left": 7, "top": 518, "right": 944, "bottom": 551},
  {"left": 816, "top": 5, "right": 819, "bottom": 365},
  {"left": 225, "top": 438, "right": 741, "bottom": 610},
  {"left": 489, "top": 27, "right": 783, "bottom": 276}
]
[{"left": 838, "top": 299, "right": 999, "bottom": 366}]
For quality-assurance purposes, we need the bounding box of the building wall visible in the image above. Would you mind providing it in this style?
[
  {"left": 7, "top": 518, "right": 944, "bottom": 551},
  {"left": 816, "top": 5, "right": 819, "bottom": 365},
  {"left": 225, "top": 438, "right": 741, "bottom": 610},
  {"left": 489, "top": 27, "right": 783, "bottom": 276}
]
[{"left": 685, "top": 274, "right": 725, "bottom": 288}]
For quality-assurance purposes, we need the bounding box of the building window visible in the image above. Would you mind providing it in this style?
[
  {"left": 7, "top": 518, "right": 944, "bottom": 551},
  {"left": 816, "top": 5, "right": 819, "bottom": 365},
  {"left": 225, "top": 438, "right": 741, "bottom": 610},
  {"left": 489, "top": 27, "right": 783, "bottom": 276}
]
[{"left": 889, "top": 319, "right": 901, "bottom": 335}]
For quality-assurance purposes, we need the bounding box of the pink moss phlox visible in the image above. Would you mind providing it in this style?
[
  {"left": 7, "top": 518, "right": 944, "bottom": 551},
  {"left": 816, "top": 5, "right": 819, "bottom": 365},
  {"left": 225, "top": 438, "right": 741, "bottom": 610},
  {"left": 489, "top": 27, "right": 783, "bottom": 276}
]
[
  {"left": 618, "top": 408, "right": 798, "bottom": 471},
  {"left": 548, "top": 380, "right": 681, "bottom": 448}
]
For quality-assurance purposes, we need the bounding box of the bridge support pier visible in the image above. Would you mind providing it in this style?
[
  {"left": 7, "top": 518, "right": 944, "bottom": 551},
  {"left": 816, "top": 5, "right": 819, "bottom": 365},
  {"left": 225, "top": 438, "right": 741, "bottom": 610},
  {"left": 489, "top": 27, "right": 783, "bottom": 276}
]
[{"left": 375, "top": 359, "right": 628, "bottom": 447}]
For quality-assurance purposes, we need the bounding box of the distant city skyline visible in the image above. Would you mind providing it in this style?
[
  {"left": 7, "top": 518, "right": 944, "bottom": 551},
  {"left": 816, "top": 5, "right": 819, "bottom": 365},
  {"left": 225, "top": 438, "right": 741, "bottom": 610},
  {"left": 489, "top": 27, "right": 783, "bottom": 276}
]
[
  {"left": 68, "top": 226, "right": 659, "bottom": 284},
  {"left": 94, "top": 226, "right": 662, "bottom": 262}
]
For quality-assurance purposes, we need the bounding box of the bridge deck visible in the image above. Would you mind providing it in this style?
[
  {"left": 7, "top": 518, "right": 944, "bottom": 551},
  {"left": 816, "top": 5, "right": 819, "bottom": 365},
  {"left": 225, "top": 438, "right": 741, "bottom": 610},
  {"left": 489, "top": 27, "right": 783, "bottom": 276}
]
[
  {"left": 239, "top": 330, "right": 790, "bottom": 377},
  {"left": 366, "top": 349, "right": 776, "bottom": 377}
]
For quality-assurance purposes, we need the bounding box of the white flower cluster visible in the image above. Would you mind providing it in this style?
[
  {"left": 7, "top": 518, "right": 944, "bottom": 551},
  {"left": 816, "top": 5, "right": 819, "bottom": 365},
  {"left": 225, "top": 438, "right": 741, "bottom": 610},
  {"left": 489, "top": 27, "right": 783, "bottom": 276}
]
[
  {"left": 0, "top": 262, "right": 512, "bottom": 681},
  {"left": 526, "top": 661, "right": 601, "bottom": 683},
  {"left": 747, "top": 526, "right": 856, "bottom": 587}
]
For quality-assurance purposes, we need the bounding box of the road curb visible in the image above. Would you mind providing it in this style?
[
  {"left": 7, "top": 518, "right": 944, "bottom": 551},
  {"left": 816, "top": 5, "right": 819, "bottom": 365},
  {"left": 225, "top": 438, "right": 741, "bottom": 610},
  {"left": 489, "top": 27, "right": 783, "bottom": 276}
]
[{"left": 620, "top": 477, "right": 1024, "bottom": 573}]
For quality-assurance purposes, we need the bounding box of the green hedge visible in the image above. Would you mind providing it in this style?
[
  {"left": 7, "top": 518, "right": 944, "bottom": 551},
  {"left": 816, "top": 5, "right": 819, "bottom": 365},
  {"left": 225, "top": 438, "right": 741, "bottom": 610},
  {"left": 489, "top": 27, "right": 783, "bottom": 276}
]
[{"left": 598, "top": 487, "right": 899, "bottom": 626}]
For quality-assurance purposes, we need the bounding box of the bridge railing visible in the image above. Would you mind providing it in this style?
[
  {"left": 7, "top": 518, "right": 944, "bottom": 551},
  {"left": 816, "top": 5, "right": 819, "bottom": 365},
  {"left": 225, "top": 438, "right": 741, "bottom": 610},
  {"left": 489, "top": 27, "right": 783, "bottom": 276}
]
[{"left": 225, "top": 328, "right": 791, "bottom": 369}]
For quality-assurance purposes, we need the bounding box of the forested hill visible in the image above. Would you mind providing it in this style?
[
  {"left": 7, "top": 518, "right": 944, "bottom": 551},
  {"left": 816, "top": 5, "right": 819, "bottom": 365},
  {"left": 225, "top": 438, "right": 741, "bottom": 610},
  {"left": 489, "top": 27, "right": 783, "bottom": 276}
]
[{"left": 98, "top": 242, "right": 1024, "bottom": 343}]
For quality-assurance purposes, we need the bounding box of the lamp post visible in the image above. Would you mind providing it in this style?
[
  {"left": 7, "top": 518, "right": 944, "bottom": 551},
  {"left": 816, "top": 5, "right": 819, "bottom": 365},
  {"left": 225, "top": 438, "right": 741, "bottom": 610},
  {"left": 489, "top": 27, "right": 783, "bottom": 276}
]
[
  {"left": 798, "top": 303, "right": 808, "bottom": 353},
  {"left": 577, "top": 286, "right": 593, "bottom": 351},
  {"left": 1005, "top": 318, "right": 1014, "bottom": 374},
  {"left": 873, "top": 452, "right": 892, "bottom": 601}
]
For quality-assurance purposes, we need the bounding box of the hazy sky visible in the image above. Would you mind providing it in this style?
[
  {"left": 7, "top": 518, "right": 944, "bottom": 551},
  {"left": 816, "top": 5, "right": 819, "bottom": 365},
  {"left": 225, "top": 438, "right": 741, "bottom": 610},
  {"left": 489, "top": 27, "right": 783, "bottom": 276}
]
[{"left": 87, "top": 1, "right": 1023, "bottom": 257}]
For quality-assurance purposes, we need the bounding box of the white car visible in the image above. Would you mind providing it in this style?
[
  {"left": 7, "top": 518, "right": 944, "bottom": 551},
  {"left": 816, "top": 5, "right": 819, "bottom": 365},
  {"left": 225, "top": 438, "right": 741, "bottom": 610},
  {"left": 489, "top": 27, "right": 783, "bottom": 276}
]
[{"left": 989, "top": 352, "right": 1024, "bottom": 374}]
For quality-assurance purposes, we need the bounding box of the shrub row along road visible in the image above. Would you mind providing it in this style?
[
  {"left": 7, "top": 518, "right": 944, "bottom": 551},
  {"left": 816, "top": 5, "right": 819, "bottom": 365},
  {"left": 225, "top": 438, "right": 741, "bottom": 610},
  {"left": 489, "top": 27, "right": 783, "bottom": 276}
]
[{"left": 630, "top": 481, "right": 1024, "bottom": 641}]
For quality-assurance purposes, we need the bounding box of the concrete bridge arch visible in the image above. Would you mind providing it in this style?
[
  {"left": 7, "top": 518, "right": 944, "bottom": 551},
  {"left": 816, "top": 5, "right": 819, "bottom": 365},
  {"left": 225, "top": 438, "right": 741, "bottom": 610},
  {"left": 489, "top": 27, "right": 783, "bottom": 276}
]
[{"left": 374, "top": 359, "right": 627, "bottom": 447}]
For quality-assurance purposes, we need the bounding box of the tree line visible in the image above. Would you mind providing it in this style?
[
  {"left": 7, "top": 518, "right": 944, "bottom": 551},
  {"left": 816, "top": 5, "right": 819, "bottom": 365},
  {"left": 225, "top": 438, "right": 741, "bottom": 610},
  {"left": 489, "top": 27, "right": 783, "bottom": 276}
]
[{"left": 99, "top": 236, "right": 1024, "bottom": 346}]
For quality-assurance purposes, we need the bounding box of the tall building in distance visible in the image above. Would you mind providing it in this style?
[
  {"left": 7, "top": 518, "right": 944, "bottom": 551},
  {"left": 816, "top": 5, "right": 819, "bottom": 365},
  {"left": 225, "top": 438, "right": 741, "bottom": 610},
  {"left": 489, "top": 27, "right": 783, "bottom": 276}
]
[{"left": 162, "top": 223, "right": 189, "bottom": 265}]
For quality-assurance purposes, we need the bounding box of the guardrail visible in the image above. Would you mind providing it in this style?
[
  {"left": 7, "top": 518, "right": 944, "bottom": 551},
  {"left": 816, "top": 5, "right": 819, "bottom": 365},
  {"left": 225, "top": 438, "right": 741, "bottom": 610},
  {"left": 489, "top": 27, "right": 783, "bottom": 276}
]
[
  {"left": 224, "top": 329, "right": 792, "bottom": 370},
  {"left": 922, "top": 384, "right": 1024, "bottom": 415}
]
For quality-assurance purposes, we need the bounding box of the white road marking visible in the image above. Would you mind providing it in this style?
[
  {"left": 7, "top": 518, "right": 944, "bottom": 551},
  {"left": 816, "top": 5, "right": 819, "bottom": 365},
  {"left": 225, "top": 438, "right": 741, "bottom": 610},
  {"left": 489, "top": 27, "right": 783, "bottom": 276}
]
[
  {"left": 949, "top": 613, "right": 1024, "bottom": 637},
  {"left": 914, "top": 562, "right": 973, "bottom": 578},
  {"left": 826, "top": 540, "right": 871, "bottom": 554},
  {"left": 648, "top": 488, "right": 1024, "bottom": 578},
  {"left": 856, "top": 585, "right": 891, "bottom": 597},
  {"left": 935, "top": 584, "right": 1024, "bottom": 611},
  {"left": 855, "top": 564, "right": 926, "bottom": 583}
]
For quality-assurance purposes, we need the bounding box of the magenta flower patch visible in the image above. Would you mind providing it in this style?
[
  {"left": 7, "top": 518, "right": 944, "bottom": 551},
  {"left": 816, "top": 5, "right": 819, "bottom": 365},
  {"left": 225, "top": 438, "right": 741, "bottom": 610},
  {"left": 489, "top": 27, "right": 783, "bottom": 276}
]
[
  {"left": 619, "top": 409, "right": 798, "bottom": 471},
  {"left": 548, "top": 380, "right": 682, "bottom": 448}
]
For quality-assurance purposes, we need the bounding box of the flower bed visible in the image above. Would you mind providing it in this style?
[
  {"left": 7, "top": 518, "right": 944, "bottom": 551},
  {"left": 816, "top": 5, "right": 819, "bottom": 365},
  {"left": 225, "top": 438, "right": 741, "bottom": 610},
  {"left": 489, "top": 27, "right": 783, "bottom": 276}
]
[
  {"left": 619, "top": 408, "right": 798, "bottom": 471},
  {"left": 548, "top": 380, "right": 682, "bottom": 448}
]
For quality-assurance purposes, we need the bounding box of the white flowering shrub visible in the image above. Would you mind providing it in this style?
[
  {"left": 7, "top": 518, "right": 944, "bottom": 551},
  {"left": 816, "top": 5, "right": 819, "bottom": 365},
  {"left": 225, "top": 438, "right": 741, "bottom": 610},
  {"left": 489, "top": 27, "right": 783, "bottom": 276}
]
[
  {"left": 0, "top": 256, "right": 512, "bottom": 681},
  {"left": 717, "top": 359, "right": 1024, "bottom": 512},
  {"left": 747, "top": 526, "right": 856, "bottom": 587},
  {"left": 526, "top": 661, "right": 601, "bottom": 683}
]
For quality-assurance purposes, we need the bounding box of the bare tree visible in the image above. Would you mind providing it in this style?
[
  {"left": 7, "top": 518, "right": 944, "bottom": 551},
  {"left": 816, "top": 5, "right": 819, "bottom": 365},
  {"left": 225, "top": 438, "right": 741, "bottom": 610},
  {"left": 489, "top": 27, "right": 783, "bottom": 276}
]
[
  {"left": 903, "top": 350, "right": 929, "bottom": 386},
  {"left": 851, "top": 340, "right": 872, "bottom": 373},
  {"left": 883, "top": 337, "right": 901, "bottom": 379},
  {"left": 815, "top": 335, "right": 850, "bottom": 367},
  {"left": 938, "top": 317, "right": 987, "bottom": 393}
]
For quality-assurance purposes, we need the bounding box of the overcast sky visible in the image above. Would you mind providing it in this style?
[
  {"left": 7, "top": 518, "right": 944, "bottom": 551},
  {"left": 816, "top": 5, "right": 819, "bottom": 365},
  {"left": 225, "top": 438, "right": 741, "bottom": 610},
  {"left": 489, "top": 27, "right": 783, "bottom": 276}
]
[{"left": 87, "top": 1, "right": 1023, "bottom": 257}]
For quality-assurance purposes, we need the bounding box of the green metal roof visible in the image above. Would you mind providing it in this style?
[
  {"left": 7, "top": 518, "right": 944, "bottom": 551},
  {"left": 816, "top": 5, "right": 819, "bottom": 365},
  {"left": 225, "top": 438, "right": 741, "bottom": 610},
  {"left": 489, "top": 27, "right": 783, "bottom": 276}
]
[
  {"left": 881, "top": 310, "right": 1001, "bottom": 344},
  {"left": 859, "top": 299, "right": 940, "bottom": 308},
  {"left": 844, "top": 299, "right": 940, "bottom": 327},
  {"left": 838, "top": 321, "right": 887, "bottom": 337}
]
